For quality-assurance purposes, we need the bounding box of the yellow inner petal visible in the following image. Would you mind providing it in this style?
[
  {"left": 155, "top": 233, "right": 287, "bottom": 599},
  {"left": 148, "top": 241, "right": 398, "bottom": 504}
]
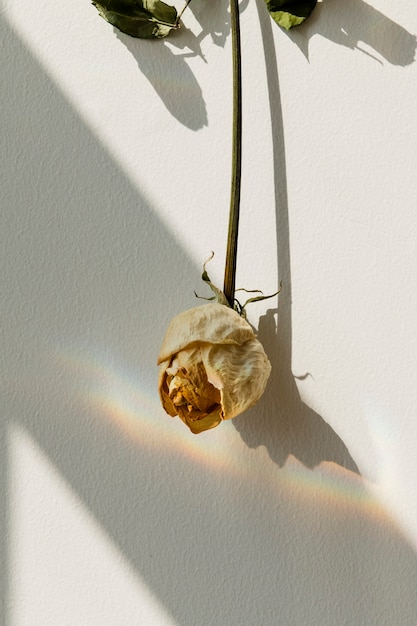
[{"left": 166, "top": 349, "right": 221, "bottom": 423}]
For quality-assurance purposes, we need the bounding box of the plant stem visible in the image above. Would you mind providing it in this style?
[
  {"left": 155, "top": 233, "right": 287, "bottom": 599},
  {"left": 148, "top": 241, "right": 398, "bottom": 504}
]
[
  {"left": 176, "top": 0, "right": 193, "bottom": 27},
  {"left": 223, "top": 0, "right": 242, "bottom": 308}
]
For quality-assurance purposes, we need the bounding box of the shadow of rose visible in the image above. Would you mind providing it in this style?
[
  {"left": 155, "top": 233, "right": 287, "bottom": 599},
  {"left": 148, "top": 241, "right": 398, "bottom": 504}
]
[
  {"left": 233, "top": 305, "right": 360, "bottom": 473},
  {"left": 233, "top": 0, "right": 360, "bottom": 474}
]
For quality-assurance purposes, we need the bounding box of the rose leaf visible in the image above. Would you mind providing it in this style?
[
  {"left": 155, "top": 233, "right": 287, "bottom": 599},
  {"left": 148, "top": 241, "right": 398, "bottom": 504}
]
[
  {"left": 265, "top": 0, "right": 317, "bottom": 30},
  {"left": 92, "top": 0, "right": 178, "bottom": 39}
]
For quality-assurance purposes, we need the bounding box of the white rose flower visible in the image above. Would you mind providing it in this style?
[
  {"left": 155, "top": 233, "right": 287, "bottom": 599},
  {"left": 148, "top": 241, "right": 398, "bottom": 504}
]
[{"left": 157, "top": 303, "right": 271, "bottom": 434}]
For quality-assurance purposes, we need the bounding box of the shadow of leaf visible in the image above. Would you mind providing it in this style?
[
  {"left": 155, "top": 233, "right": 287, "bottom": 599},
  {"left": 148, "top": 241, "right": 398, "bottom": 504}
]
[
  {"left": 289, "top": 0, "right": 417, "bottom": 66},
  {"left": 115, "top": 29, "right": 208, "bottom": 130},
  {"left": 112, "top": 0, "right": 254, "bottom": 129},
  {"left": 186, "top": 0, "right": 232, "bottom": 48}
]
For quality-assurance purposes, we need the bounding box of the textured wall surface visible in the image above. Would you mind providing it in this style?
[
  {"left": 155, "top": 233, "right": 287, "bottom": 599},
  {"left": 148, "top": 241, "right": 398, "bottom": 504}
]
[{"left": 2, "top": 0, "right": 417, "bottom": 624}]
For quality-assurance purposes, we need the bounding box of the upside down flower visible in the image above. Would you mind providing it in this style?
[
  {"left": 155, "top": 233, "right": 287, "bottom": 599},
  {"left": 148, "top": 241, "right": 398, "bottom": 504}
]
[{"left": 157, "top": 302, "right": 271, "bottom": 434}]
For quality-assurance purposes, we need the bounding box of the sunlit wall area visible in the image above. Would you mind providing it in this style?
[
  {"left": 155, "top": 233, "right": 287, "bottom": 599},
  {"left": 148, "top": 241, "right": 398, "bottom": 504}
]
[
  {"left": 2, "top": 0, "right": 417, "bottom": 624},
  {"left": 8, "top": 425, "right": 178, "bottom": 626}
]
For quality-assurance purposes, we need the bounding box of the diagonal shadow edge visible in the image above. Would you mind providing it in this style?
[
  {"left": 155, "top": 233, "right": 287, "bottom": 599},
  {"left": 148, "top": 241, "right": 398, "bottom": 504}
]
[{"left": 0, "top": 14, "right": 198, "bottom": 625}]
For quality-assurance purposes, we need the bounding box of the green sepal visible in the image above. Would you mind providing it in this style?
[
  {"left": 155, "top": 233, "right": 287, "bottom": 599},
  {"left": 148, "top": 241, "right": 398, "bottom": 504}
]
[
  {"left": 234, "top": 283, "right": 282, "bottom": 317},
  {"left": 195, "top": 254, "right": 282, "bottom": 318},
  {"left": 195, "top": 252, "right": 229, "bottom": 307},
  {"left": 92, "top": 0, "right": 178, "bottom": 39},
  {"left": 265, "top": 0, "right": 317, "bottom": 30}
]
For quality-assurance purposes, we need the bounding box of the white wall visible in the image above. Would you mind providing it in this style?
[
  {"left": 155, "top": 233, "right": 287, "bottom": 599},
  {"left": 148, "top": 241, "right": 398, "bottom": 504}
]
[{"left": 2, "top": 0, "right": 417, "bottom": 623}]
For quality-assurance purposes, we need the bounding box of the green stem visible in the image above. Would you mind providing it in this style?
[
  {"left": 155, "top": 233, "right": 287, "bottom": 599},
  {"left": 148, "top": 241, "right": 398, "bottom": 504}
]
[
  {"left": 175, "top": 0, "right": 193, "bottom": 27},
  {"left": 223, "top": 0, "right": 242, "bottom": 308}
]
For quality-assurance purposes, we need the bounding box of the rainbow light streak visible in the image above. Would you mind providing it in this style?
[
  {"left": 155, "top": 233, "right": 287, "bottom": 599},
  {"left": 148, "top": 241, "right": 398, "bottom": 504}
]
[
  {"left": 55, "top": 348, "right": 402, "bottom": 536},
  {"left": 56, "top": 349, "right": 239, "bottom": 475}
]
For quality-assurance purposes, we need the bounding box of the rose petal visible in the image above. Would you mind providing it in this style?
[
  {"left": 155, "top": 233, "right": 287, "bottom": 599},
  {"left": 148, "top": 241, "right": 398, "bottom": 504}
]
[
  {"left": 178, "top": 406, "right": 223, "bottom": 434},
  {"left": 201, "top": 338, "right": 271, "bottom": 420},
  {"left": 157, "top": 303, "right": 272, "bottom": 433},
  {"left": 157, "top": 304, "right": 255, "bottom": 365},
  {"left": 158, "top": 359, "right": 178, "bottom": 417}
]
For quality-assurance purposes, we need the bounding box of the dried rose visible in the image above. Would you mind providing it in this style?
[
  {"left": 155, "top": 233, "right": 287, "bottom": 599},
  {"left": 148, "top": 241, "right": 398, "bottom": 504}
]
[{"left": 157, "top": 303, "right": 271, "bottom": 434}]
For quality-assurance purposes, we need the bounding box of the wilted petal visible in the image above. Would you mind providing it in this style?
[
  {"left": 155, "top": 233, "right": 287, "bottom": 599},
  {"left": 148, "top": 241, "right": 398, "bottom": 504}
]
[
  {"left": 157, "top": 304, "right": 254, "bottom": 365},
  {"left": 158, "top": 359, "right": 178, "bottom": 417},
  {"left": 202, "top": 338, "right": 271, "bottom": 420},
  {"left": 179, "top": 407, "right": 223, "bottom": 434},
  {"left": 157, "top": 303, "right": 272, "bottom": 433}
]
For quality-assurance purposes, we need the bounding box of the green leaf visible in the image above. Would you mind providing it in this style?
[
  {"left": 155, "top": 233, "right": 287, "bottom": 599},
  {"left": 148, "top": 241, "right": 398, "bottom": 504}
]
[
  {"left": 265, "top": 0, "right": 317, "bottom": 30},
  {"left": 92, "top": 0, "right": 178, "bottom": 39}
]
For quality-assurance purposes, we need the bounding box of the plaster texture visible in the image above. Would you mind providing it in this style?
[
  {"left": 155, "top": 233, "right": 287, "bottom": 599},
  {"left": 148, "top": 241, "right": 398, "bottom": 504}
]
[{"left": 2, "top": 0, "right": 417, "bottom": 624}]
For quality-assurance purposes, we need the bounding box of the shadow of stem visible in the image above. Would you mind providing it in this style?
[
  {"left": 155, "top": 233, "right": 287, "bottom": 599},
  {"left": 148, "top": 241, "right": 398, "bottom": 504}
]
[{"left": 233, "top": 0, "right": 359, "bottom": 474}]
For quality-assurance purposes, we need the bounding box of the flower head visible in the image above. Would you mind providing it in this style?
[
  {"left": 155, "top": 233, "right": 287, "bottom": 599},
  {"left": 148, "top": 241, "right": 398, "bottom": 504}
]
[{"left": 157, "top": 303, "right": 271, "bottom": 433}]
